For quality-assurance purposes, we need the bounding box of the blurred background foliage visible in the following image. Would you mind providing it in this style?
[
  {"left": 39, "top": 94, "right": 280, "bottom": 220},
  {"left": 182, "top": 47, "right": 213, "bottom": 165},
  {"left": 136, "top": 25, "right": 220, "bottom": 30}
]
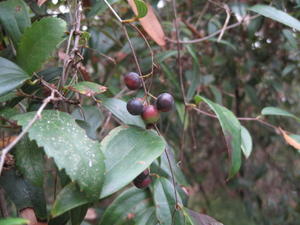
[{"left": 2, "top": 0, "right": 300, "bottom": 224}]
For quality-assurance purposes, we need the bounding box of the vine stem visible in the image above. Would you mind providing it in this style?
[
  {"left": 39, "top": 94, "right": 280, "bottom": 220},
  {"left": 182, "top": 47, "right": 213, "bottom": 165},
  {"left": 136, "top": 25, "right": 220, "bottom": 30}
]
[
  {"left": 0, "top": 91, "right": 59, "bottom": 175},
  {"left": 121, "top": 25, "right": 150, "bottom": 103}
]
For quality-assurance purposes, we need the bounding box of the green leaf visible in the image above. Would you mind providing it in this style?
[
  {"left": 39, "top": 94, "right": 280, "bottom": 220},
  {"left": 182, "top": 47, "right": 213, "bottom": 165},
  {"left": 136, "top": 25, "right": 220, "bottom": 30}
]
[
  {"left": 0, "top": 218, "right": 29, "bottom": 225},
  {"left": 102, "top": 98, "right": 145, "bottom": 128},
  {"left": 175, "top": 102, "right": 189, "bottom": 130},
  {"left": 0, "top": 57, "right": 30, "bottom": 96},
  {"left": 261, "top": 106, "right": 300, "bottom": 122},
  {"left": 134, "top": 207, "right": 158, "bottom": 225},
  {"left": 72, "top": 106, "right": 104, "bottom": 140},
  {"left": 134, "top": 0, "right": 148, "bottom": 18},
  {"left": 0, "top": 0, "right": 31, "bottom": 46},
  {"left": 67, "top": 81, "right": 107, "bottom": 97},
  {"left": 52, "top": 126, "right": 165, "bottom": 214},
  {"left": 17, "top": 17, "right": 67, "bottom": 75},
  {"left": 153, "top": 177, "right": 184, "bottom": 225},
  {"left": 99, "top": 188, "right": 152, "bottom": 225},
  {"left": 241, "top": 126, "right": 253, "bottom": 159},
  {"left": 100, "top": 126, "right": 165, "bottom": 198},
  {"left": 181, "top": 207, "right": 223, "bottom": 225},
  {"left": 249, "top": 4, "right": 300, "bottom": 31},
  {"left": 14, "top": 135, "right": 44, "bottom": 187},
  {"left": 0, "top": 169, "right": 47, "bottom": 220},
  {"left": 13, "top": 110, "right": 105, "bottom": 199},
  {"left": 51, "top": 183, "right": 89, "bottom": 217},
  {"left": 199, "top": 96, "right": 242, "bottom": 178},
  {"left": 70, "top": 204, "right": 89, "bottom": 225}
]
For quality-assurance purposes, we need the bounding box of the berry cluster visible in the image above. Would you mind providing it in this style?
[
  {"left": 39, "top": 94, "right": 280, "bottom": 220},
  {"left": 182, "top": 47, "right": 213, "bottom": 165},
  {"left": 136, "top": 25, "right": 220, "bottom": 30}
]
[
  {"left": 124, "top": 72, "right": 174, "bottom": 189},
  {"left": 124, "top": 72, "right": 174, "bottom": 125}
]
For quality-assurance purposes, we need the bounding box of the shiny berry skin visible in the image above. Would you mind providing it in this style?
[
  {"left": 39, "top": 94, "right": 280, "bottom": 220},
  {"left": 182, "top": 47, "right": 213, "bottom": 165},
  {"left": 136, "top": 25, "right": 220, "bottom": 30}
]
[
  {"left": 156, "top": 93, "right": 174, "bottom": 112},
  {"left": 124, "top": 72, "right": 142, "bottom": 90},
  {"left": 133, "top": 169, "right": 152, "bottom": 189},
  {"left": 133, "top": 176, "right": 152, "bottom": 189},
  {"left": 127, "top": 98, "right": 144, "bottom": 115},
  {"left": 142, "top": 105, "right": 160, "bottom": 124}
]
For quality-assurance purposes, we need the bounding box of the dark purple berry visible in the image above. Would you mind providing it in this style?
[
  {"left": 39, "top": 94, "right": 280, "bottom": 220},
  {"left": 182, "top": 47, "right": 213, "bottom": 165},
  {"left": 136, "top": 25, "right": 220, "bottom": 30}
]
[
  {"left": 133, "top": 169, "right": 152, "bottom": 189},
  {"left": 142, "top": 105, "right": 160, "bottom": 124},
  {"left": 124, "top": 72, "right": 142, "bottom": 90},
  {"left": 127, "top": 98, "right": 144, "bottom": 115},
  {"left": 156, "top": 93, "right": 174, "bottom": 112},
  {"left": 133, "top": 176, "right": 152, "bottom": 189}
]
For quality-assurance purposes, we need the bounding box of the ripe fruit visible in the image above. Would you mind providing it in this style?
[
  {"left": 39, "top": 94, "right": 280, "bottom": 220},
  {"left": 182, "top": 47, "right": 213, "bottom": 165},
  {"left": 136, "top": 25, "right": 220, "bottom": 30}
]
[
  {"left": 142, "top": 105, "right": 160, "bottom": 124},
  {"left": 156, "top": 93, "right": 174, "bottom": 112},
  {"left": 124, "top": 72, "right": 142, "bottom": 90},
  {"left": 133, "top": 169, "right": 152, "bottom": 189},
  {"left": 127, "top": 98, "right": 144, "bottom": 115}
]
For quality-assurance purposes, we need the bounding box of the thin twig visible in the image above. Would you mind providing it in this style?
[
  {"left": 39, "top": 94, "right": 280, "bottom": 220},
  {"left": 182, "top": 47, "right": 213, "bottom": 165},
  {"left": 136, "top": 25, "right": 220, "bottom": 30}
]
[
  {"left": 191, "top": 106, "right": 278, "bottom": 131},
  {"left": 166, "top": 15, "right": 260, "bottom": 44},
  {"left": 0, "top": 91, "right": 58, "bottom": 175},
  {"left": 217, "top": 4, "right": 231, "bottom": 42},
  {"left": 171, "top": 0, "right": 186, "bottom": 104},
  {"left": 122, "top": 25, "right": 150, "bottom": 104},
  {"left": 103, "top": 0, "right": 123, "bottom": 22}
]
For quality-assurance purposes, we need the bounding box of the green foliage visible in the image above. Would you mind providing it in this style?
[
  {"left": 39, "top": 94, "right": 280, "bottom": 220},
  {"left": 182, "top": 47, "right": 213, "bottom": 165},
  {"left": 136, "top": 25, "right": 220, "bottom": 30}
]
[
  {"left": 134, "top": 0, "right": 148, "bottom": 18},
  {"left": 100, "top": 126, "right": 166, "bottom": 198},
  {"left": 199, "top": 96, "right": 242, "bottom": 178},
  {"left": 0, "top": 0, "right": 30, "bottom": 46},
  {"left": 249, "top": 4, "right": 300, "bottom": 31},
  {"left": 261, "top": 106, "right": 300, "bottom": 122},
  {"left": 16, "top": 17, "right": 66, "bottom": 75},
  {"left": 51, "top": 183, "right": 89, "bottom": 217},
  {"left": 0, "top": 169, "right": 47, "bottom": 220},
  {"left": 0, "top": 57, "right": 29, "bottom": 96},
  {"left": 13, "top": 110, "right": 105, "bottom": 199},
  {"left": 14, "top": 135, "right": 44, "bottom": 187},
  {"left": 99, "top": 188, "right": 152, "bottom": 225},
  {"left": 0, "top": 218, "right": 29, "bottom": 225}
]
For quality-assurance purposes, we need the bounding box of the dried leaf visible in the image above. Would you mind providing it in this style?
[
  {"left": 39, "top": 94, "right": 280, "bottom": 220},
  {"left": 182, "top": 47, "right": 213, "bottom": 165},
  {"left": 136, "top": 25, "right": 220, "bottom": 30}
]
[
  {"left": 37, "top": 0, "right": 47, "bottom": 6},
  {"left": 0, "top": 136, "right": 17, "bottom": 148},
  {"left": 279, "top": 127, "right": 300, "bottom": 150},
  {"left": 127, "top": 0, "right": 166, "bottom": 46}
]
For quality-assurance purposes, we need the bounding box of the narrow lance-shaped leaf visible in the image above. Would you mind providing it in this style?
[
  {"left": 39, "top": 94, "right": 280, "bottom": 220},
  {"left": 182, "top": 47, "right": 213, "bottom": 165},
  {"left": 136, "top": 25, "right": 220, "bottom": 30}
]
[
  {"left": 13, "top": 110, "right": 105, "bottom": 199},
  {"left": 17, "top": 17, "right": 67, "bottom": 75},
  {"left": 241, "top": 126, "right": 253, "bottom": 159},
  {"left": 198, "top": 96, "right": 242, "bottom": 178},
  {"left": 249, "top": 4, "right": 300, "bottom": 31},
  {"left": 0, "top": 57, "right": 30, "bottom": 96},
  {"left": 261, "top": 106, "right": 300, "bottom": 122}
]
